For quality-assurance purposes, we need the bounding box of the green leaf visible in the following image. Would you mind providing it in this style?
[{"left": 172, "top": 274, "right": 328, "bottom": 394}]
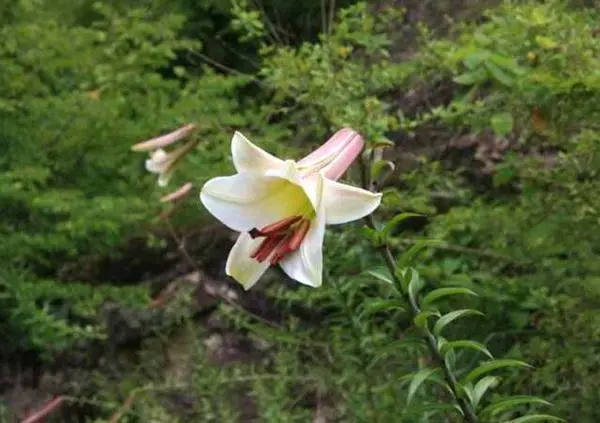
[
  {"left": 407, "top": 367, "right": 439, "bottom": 405},
  {"left": 535, "top": 35, "right": 558, "bottom": 50},
  {"left": 359, "top": 226, "right": 380, "bottom": 243},
  {"left": 381, "top": 212, "right": 422, "bottom": 239},
  {"left": 453, "top": 69, "right": 488, "bottom": 85},
  {"left": 493, "top": 164, "right": 516, "bottom": 186},
  {"left": 397, "top": 239, "right": 442, "bottom": 268},
  {"left": 360, "top": 299, "right": 405, "bottom": 318},
  {"left": 481, "top": 396, "right": 553, "bottom": 417},
  {"left": 372, "top": 138, "right": 395, "bottom": 148},
  {"left": 472, "top": 376, "right": 499, "bottom": 408},
  {"left": 406, "top": 268, "right": 425, "bottom": 305},
  {"left": 462, "top": 359, "right": 532, "bottom": 384},
  {"left": 461, "top": 383, "right": 475, "bottom": 406},
  {"left": 505, "top": 415, "right": 565, "bottom": 423},
  {"left": 473, "top": 32, "right": 492, "bottom": 46},
  {"left": 414, "top": 310, "right": 441, "bottom": 329},
  {"left": 365, "top": 268, "right": 394, "bottom": 285},
  {"left": 490, "top": 54, "right": 523, "bottom": 74},
  {"left": 485, "top": 61, "right": 514, "bottom": 86},
  {"left": 463, "top": 51, "right": 491, "bottom": 69},
  {"left": 403, "top": 403, "right": 463, "bottom": 418},
  {"left": 422, "top": 287, "right": 478, "bottom": 308},
  {"left": 371, "top": 159, "right": 395, "bottom": 180},
  {"left": 440, "top": 340, "right": 493, "bottom": 359},
  {"left": 433, "top": 309, "right": 484, "bottom": 335},
  {"left": 491, "top": 112, "right": 514, "bottom": 136}
]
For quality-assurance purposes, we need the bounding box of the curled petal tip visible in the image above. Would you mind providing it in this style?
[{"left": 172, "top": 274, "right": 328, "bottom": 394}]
[{"left": 131, "top": 123, "right": 197, "bottom": 152}]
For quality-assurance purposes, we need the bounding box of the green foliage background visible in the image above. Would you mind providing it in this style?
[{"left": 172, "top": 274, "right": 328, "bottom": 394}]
[{"left": 1, "top": 0, "right": 598, "bottom": 421}]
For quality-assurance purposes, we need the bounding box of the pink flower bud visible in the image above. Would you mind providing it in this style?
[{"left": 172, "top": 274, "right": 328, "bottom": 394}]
[
  {"left": 131, "top": 124, "right": 197, "bottom": 152},
  {"left": 160, "top": 182, "right": 193, "bottom": 203},
  {"left": 297, "top": 128, "right": 364, "bottom": 180}
]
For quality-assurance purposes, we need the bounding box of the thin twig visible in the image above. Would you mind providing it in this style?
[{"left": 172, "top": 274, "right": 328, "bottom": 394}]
[
  {"left": 21, "top": 396, "right": 65, "bottom": 423},
  {"left": 328, "top": 0, "right": 336, "bottom": 36}
]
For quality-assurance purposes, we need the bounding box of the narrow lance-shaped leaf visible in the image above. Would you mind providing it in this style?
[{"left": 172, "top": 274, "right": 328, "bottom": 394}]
[
  {"left": 462, "top": 359, "right": 532, "bottom": 384},
  {"left": 397, "top": 239, "right": 442, "bottom": 268},
  {"left": 440, "top": 340, "right": 493, "bottom": 359},
  {"left": 421, "top": 287, "right": 478, "bottom": 309},
  {"left": 403, "top": 403, "right": 464, "bottom": 419},
  {"left": 485, "top": 61, "right": 514, "bottom": 86},
  {"left": 414, "top": 310, "right": 441, "bottom": 329},
  {"left": 365, "top": 268, "right": 393, "bottom": 285},
  {"left": 471, "top": 376, "right": 499, "bottom": 408},
  {"left": 481, "top": 396, "right": 552, "bottom": 418},
  {"left": 433, "top": 309, "right": 484, "bottom": 336},
  {"left": 453, "top": 68, "right": 489, "bottom": 85},
  {"left": 461, "top": 382, "right": 475, "bottom": 407},
  {"left": 407, "top": 268, "right": 425, "bottom": 305},
  {"left": 360, "top": 299, "right": 405, "bottom": 318},
  {"left": 407, "top": 367, "right": 439, "bottom": 405},
  {"left": 505, "top": 415, "right": 565, "bottom": 423}
]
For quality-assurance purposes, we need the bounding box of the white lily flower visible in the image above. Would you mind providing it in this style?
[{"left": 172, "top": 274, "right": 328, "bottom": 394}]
[{"left": 200, "top": 128, "right": 382, "bottom": 290}]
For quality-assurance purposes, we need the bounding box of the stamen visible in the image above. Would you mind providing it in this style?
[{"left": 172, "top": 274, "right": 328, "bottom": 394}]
[
  {"left": 269, "top": 232, "right": 295, "bottom": 266},
  {"left": 287, "top": 219, "right": 311, "bottom": 252},
  {"left": 250, "top": 217, "right": 312, "bottom": 266},
  {"left": 249, "top": 215, "right": 302, "bottom": 239},
  {"left": 251, "top": 234, "right": 285, "bottom": 263},
  {"left": 269, "top": 219, "right": 311, "bottom": 266}
]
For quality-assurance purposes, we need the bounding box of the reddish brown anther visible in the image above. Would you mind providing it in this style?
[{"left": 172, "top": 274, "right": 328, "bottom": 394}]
[
  {"left": 249, "top": 216, "right": 312, "bottom": 266},
  {"left": 249, "top": 215, "right": 302, "bottom": 239},
  {"left": 251, "top": 234, "right": 285, "bottom": 262},
  {"left": 269, "top": 231, "right": 296, "bottom": 265},
  {"left": 287, "top": 219, "right": 311, "bottom": 251},
  {"left": 269, "top": 219, "right": 311, "bottom": 265}
]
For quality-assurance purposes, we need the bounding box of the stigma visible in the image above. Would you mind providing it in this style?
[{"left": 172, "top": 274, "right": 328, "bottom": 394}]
[{"left": 249, "top": 216, "right": 311, "bottom": 266}]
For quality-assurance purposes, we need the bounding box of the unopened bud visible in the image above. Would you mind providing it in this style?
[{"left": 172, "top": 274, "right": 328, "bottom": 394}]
[
  {"left": 131, "top": 124, "right": 197, "bottom": 152},
  {"left": 160, "top": 182, "right": 193, "bottom": 203}
]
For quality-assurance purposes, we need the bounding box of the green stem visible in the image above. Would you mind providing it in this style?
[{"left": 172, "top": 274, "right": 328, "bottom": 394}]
[
  {"left": 358, "top": 156, "right": 478, "bottom": 422},
  {"left": 373, "top": 230, "right": 478, "bottom": 423}
]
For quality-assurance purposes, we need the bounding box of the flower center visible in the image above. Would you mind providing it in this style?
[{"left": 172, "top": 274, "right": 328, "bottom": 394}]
[{"left": 249, "top": 215, "right": 311, "bottom": 266}]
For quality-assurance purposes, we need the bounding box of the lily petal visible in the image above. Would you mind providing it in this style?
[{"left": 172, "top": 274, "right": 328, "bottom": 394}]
[
  {"left": 263, "top": 160, "right": 321, "bottom": 213},
  {"left": 157, "top": 171, "right": 171, "bottom": 187},
  {"left": 145, "top": 149, "right": 168, "bottom": 173},
  {"left": 322, "top": 178, "right": 382, "bottom": 225},
  {"left": 226, "top": 232, "right": 271, "bottom": 290},
  {"left": 279, "top": 180, "right": 326, "bottom": 287},
  {"left": 232, "top": 131, "right": 285, "bottom": 173},
  {"left": 200, "top": 173, "right": 312, "bottom": 232}
]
